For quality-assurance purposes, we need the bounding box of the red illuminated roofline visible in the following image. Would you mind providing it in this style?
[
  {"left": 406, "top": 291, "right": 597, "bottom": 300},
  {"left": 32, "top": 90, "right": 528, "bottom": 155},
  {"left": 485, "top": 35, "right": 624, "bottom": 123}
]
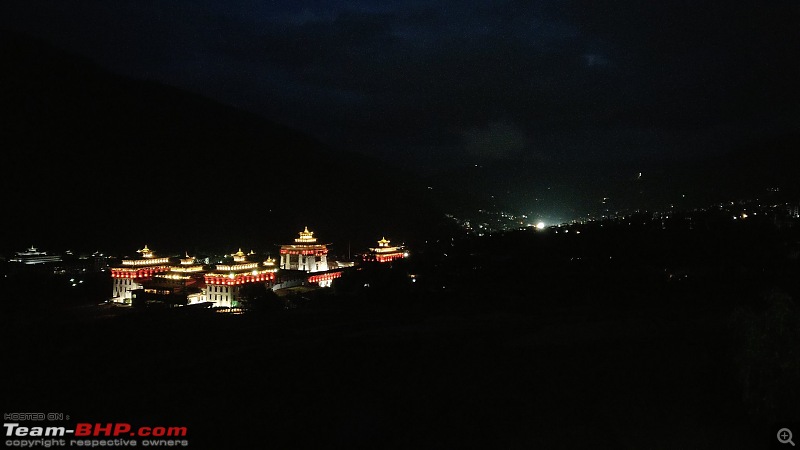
[
  {"left": 204, "top": 272, "right": 276, "bottom": 285},
  {"left": 308, "top": 271, "right": 343, "bottom": 283}
]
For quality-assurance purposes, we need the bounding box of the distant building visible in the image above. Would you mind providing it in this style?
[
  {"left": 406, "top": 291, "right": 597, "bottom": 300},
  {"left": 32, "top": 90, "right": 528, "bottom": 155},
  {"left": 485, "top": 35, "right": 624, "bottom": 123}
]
[
  {"left": 133, "top": 253, "right": 207, "bottom": 307},
  {"left": 100, "top": 229, "right": 391, "bottom": 308},
  {"left": 362, "top": 237, "right": 408, "bottom": 264},
  {"left": 202, "top": 249, "right": 277, "bottom": 308},
  {"left": 9, "top": 246, "right": 62, "bottom": 265},
  {"left": 279, "top": 227, "right": 329, "bottom": 272},
  {"left": 109, "top": 245, "right": 172, "bottom": 304}
]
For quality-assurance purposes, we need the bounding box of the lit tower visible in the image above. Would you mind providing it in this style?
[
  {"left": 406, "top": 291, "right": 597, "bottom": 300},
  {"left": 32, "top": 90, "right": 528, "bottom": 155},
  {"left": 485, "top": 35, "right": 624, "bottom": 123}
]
[
  {"left": 280, "top": 227, "right": 329, "bottom": 272},
  {"left": 363, "top": 237, "right": 408, "bottom": 263},
  {"left": 203, "top": 249, "right": 277, "bottom": 308},
  {"left": 110, "top": 245, "right": 172, "bottom": 304}
]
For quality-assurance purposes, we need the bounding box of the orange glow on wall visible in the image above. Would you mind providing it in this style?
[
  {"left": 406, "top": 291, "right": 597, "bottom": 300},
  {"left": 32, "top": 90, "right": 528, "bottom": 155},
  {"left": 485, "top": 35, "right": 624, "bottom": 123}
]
[
  {"left": 204, "top": 272, "right": 276, "bottom": 285},
  {"left": 363, "top": 252, "right": 405, "bottom": 263},
  {"left": 111, "top": 266, "right": 170, "bottom": 278},
  {"left": 308, "top": 271, "right": 342, "bottom": 283}
]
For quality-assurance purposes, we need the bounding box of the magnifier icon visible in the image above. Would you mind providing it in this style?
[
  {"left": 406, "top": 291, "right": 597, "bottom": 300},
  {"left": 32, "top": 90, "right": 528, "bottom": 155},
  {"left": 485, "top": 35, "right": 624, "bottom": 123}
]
[{"left": 778, "top": 428, "right": 795, "bottom": 446}]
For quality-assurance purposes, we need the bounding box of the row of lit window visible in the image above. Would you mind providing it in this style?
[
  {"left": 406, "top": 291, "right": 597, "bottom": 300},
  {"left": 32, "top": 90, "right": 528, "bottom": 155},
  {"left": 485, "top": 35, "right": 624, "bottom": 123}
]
[
  {"left": 281, "top": 251, "right": 328, "bottom": 256},
  {"left": 121, "top": 258, "right": 170, "bottom": 266},
  {"left": 308, "top": 272, "right": 342, "bottom": 283}
]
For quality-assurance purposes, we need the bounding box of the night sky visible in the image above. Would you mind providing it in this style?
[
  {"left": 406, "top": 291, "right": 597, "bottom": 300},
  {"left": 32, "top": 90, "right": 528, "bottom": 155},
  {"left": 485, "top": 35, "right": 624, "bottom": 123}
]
[{"left": 2, "top": 0, "right": 797, "bottom": 173}]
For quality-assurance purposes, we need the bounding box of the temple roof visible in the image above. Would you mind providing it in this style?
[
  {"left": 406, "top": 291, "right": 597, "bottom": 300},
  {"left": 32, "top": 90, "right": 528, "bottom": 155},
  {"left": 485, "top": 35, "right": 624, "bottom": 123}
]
[
  {"left": 233, "top": 248, "right": 248, "bottom": 262},
  {"left": 295, "top": 226, "right": 318, "bottom": 243},
  {"left": 137, "top": 244, "right": 154, "bottom": 258}
]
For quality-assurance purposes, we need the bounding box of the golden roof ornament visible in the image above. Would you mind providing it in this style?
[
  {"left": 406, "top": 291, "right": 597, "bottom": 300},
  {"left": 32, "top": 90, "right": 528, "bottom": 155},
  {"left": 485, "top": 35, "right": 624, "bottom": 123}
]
[
  {"left": 137, "top": 245, "right": 154, "bottom": 258},
  {"left": 295, "top": 226, "right": 317, "bottom": 243},
  {"left": 233, "top": 248, "right": 247, "bottom": 262}
]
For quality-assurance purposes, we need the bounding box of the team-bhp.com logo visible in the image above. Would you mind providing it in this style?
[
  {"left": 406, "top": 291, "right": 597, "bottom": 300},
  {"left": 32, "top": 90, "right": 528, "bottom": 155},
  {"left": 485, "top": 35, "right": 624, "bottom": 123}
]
[
  {"left": 5, "top": 423, "right": 187, "bottom": 437},
  {"left": 5, "top": 420, "right": 189, "bottom": 448}
]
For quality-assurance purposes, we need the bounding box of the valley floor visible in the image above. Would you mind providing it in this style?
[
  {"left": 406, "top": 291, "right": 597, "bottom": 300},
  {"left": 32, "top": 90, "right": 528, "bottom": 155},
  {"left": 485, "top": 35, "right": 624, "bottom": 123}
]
[{"left": 2, "top": 298, "right": 768, "bottom": 449}]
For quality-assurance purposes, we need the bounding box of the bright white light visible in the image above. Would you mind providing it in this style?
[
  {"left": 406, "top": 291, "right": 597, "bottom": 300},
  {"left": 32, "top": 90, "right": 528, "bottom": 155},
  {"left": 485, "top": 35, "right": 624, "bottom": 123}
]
[{"left": 536, "top": 222, "right": 545, "bottom": 230}]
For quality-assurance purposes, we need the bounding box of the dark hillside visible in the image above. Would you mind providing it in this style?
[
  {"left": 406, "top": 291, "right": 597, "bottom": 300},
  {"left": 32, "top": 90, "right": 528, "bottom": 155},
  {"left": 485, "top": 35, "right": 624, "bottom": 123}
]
[{"left": 1, "top": 29, "right": 463, "bottom": 256}]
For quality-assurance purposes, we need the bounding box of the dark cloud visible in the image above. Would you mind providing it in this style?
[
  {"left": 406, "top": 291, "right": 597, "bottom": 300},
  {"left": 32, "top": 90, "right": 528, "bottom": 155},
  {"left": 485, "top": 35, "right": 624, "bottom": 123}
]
[
  {"left": 1, "top": 0, "right": 797, "bottom": 170},
  {"left": 462, "top": 119, "right": 528, "bottom": 159}
]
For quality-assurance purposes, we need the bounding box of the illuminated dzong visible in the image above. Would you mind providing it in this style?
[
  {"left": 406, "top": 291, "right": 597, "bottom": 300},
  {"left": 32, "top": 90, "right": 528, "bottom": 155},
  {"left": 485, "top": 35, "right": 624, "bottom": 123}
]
[
  {"left": 107, "top": 229, "right": 405, "bottom": 309},
  {"left": 279, "top": 227, "right": 329, "bottom": 272}
]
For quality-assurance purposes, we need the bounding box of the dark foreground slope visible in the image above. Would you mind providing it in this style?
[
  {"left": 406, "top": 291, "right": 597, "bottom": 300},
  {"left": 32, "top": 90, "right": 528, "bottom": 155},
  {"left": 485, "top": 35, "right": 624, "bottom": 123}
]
[
  {"left": 0, "top": 29, "right": 461, "bottom": 256},
  {"left": 4, "top": 210, "right": 799, "bottom": 449},
  {"left": 0, "top": 302, "right": 763, "bottom": 449}
]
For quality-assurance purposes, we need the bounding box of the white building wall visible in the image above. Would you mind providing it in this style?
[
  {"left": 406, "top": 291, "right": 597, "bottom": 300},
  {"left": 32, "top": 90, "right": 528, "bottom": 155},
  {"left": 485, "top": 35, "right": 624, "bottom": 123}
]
[
  {"left": 112, "top": 278, "right": 142, "bottom": 304},
  {"left": 187, "top": 292, "right": 206, "bottom": 305},
  {"left": 281, "top": 254, "right": 299, "bottom": 270},
  {"left": 204, "top": 285, "right": 242, "bottom": 308}
]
